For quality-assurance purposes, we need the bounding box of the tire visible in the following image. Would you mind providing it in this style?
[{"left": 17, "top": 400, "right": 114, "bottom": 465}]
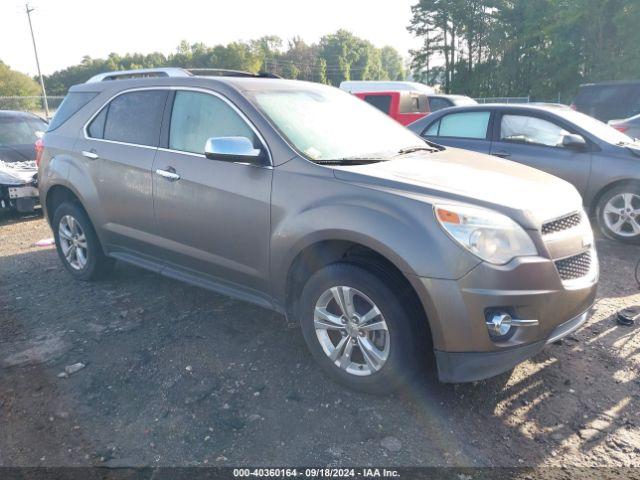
[
  {"left": 298, "top": 263, "right": 422, "bottom": 394},
  {"left": 595, "top": 184, "right": 640, "bottom": 244},
  {"left": 52, "top": 201, "right": 114, "bottom": 280}
]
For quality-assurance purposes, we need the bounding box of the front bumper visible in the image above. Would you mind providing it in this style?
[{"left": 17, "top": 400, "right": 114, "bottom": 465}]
[
  {"left": 410, "top": 249, "right": 598, "bottom": 383},
  {"left": 434, "top": 307, "right": 591, "bottom": 383},
  {"left": 0, "top": 184, "right": 39, "bottom": 213}
]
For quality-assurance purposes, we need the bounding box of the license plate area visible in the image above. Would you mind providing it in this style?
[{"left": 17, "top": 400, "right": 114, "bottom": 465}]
[{"left": 8, "top": 186, "right": 38, "bottom": 199}]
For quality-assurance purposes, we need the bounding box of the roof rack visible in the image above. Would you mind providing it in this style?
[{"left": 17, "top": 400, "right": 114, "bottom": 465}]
[{"left": 86, "top": 67, "right": 281, "bottom": 83}]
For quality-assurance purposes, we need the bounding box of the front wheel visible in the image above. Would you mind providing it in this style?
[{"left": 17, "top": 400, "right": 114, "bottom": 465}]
[
  {"left": 298, "top": 263, "right": 421, "bottom": 394},
  {"left": 596, "top": 185, "right": 640, "bottom": 244}
]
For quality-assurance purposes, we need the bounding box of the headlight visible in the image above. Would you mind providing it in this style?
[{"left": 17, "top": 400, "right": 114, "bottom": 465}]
[{"left": 434, "top": 204, "right": 537, "bottom": 265}]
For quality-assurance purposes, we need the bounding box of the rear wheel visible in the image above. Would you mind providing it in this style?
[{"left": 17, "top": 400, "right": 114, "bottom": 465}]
[
  {"left": 52, "top": 201, "right": 114, "bottom": 280},
  {"left": 298, "top": 263, "right": 421, "bottom": 394},
  {"left": 596, "top": 184, "right": 640, "bottom": 244}
]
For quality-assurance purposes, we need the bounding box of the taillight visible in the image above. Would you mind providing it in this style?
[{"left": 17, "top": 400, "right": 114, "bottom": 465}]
[{"left": 35, "top": 138, "right": 44, "bottom": 167}]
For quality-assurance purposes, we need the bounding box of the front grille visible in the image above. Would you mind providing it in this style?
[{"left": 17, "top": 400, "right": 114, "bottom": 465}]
[
  {"left": 555, "top": 251, "right": 592, "bottom": 281},
  {"left": 542, "top": 213, "right": 582, "bottom": 235}
]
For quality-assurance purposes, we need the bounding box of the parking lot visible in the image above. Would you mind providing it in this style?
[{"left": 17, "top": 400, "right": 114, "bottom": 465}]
[{"left": 0, "top": 214, "right": 638, "bottom": 468}]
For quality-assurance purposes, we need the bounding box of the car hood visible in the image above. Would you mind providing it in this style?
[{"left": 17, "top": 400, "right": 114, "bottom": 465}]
[
  {"left": 0, "top": 160, "right": 37, "bottom": 186},
  {"left": 332, "top": 147, "right": 583, "bottom": 228}
]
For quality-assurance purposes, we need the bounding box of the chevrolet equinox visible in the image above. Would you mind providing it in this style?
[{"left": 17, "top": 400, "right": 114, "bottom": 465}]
[{"left": 39, "top": 68, "right": 599, "bottom": 393}]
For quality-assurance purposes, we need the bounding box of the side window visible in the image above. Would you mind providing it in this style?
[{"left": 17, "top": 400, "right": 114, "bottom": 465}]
[
  {"left": 423, "top": 120, "right": 440, "bottom": 136},
  {"left": 437, "top": 111, "right": 490, "bottom": 139},
  {"left": 428, "top": 97, "right": 452, "bottom": 112},
  {"left": 363, "top": 95, "right": 392, "bottom": 114},
  {"left": 87, "top": 107, "right": 107, "bottom": 139},
  {"left": 500, "top": 114, "right": 570, "bottom": 147},
  {"left": 100, "top": 90, "right": 167, "bottom": 146},
  {"left": 169, "top": 91, "right": 256, "bottom": 154},
  {"left": 399, "top": 94, "right": 429, "bottom": 114}
]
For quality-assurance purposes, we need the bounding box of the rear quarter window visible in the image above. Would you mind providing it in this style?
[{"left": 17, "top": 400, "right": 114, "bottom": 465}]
[{"left": 47, "top": 92, "right": 97, "bottom": 131}]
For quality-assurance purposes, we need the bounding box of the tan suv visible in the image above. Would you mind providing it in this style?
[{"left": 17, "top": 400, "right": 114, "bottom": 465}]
[{"left": 39, "top": 68, "right": 598, "bottom": 393}]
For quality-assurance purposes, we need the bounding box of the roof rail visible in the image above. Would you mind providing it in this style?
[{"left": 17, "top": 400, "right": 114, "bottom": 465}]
[
  {"left": 86, "top": 67, "right": 282, "bottom": 83},
  {"left": 86, "top": 68, "right": 192, "bottom": 83}
]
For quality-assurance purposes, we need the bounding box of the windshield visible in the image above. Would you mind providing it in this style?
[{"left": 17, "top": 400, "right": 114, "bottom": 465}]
[
  {"left": 0, "top": 116, "right": 47, "bottom": 146},
  {"left": 251, "top": 85, "right": 426, "bottom": 161},
  {"left": 557, "top": 109, "right": 637, "bottom": 145}
]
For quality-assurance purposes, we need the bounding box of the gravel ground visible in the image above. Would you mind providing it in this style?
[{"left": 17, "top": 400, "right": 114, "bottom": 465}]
[{"left": 0, "top": 213, "right": 638, "bottom": 469}]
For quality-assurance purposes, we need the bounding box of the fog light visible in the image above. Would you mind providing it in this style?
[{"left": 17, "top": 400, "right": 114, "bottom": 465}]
[{"left": 486, "top": 312, "right": 513, "bottom": 337}]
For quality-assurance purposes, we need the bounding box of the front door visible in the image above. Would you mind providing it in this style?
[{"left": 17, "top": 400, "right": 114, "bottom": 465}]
[
  {"left": 152, "top": 89, "right": 273, "bottom": 293},
  {"left": 490, "top": 112, "right": 591, "bottom": 194}
]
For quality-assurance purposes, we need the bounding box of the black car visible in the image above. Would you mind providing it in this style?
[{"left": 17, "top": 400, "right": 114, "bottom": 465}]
[
  {"left": 572, "top": 81, "right": 640, "bottom": 123},
  {"left": 0, "top": 110, "right": 47, "bottom": 213},
  {"left": 408, "top": 104, "right": 640, "bottom": 243}
]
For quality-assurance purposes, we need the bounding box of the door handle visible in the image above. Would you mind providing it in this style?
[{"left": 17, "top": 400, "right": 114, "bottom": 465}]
[
  {"left": 493, "top": 150, "right": 511, "bottom": 158},
  {"left": 155, "top": 168, "right": 181, "bottom": 181},
  {"left": 82, "top": 150, "right": 99, "bottom": 160}
]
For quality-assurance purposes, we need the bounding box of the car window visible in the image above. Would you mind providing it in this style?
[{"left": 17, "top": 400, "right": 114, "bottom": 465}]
[
  {"left": 169, "top": 91, "right": 256, "bottom": 155},
  {"left": 434, "top": 111, "right": 490, "bottom": 139},
  {"left": 87, "top": 107, "right": 107, "bottom": 139},
  {"left": 48, "top": 92, "right": 97, "bottom": 131},
  {"left": 423, "top": 120, "right": 440, "bottom": 136},
  {"left": 428, "top": 97, "right": 452, "bottom": 112},
  {"left": 100, "top": 90, "right": 167, "bottom": 147},
  {"left": 363, "top": 95, "right": 392, "bottom": 114},
  {"left": 500, "top": 114, "right": 570, "bottom": 147},
  {"left": 0, "top": 116, "right": 47, "bottom": 146}
]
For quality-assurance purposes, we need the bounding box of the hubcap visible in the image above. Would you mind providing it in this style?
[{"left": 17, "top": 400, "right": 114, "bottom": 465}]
[
  {"left": 604, "top": 193, "right": 640, "bottom": 237},
  {"left": 58, "top": 215, "right": 88, "bottom": 270},
  {"left": 314, "top": 286, "right": 390, "bottom": 376}
]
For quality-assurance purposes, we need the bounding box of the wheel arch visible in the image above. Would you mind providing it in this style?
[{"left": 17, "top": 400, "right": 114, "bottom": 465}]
[{"left": 283, "top": 238, "right": 434, "bottom": 350}]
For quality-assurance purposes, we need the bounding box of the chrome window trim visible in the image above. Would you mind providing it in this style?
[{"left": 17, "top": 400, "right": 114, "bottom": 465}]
[{"left": 82, "top": 86, "right": 273, "bottom": 166}]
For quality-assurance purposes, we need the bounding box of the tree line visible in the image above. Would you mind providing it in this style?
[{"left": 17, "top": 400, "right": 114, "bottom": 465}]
[
  {"left": 408, "top": 0, "right": 640, "bottom": 101},
  {"left": 17, "top": 31, "right": 405, "bottom": 96}
]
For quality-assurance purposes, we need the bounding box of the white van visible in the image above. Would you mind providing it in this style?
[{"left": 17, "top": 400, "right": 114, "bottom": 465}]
[{"left": 339, "top": 80, "right": 435, "bottom": 95}]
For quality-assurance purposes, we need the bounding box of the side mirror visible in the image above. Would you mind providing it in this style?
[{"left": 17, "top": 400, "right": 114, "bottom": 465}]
[
  {"left": 562, "top": 133, "right": 587, "bottom": 150},
  {"left": 204, "top": 137, "right": 264, "bottom": 163}
]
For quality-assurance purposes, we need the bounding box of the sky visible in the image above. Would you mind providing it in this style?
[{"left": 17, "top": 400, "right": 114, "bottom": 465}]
[{"left": 0, "top": 0, "right": 421, "bottom": 76}]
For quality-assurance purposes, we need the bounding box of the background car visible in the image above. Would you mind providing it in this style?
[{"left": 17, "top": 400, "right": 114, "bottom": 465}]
[
  {"left": 427, "top": 94, "right": 477, "bottom": 112},
  {"left": 408, "top": 104, "right": 640, "bottom": 243},
  {"left": 353, "top": 90, "right": 430, "bottom": 125},
  {"left": 0, "top": 110, "right": 46, "bottom": 214},
  {"left": 609, "top": 113, "right": 640, "bottom": 140},
  {"left": 0, "top": 110, "right": 48, "bottom": 162},
  {"left": 571, "top": 80, "right": 640, "bottom": 122}
]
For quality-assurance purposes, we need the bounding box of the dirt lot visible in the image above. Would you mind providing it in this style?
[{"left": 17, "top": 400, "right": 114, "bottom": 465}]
[{"left": 0, "top": 214, "right": 638, "bottom": 469}]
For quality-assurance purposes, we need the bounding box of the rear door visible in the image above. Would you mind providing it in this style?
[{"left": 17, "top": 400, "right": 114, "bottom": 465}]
[
  {"left": 490, "top": 110, "right": 592, "bottom": 194},
  {"left": 420, "top": 109, "right": 493, "bottom": 153},
  {"left": 151, "top": 89, "right": 273, "bottom": 293},
  {"left": 76, "top": 89, "right": 169, "bottom": 253}
]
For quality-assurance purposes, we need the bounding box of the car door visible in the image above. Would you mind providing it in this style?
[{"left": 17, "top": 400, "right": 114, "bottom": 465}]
[
  {"left": 152, "top": 89, "right": 273, "bottom": 294},
  {"left": 420, "top": 110, "right": 493, "bottom": 153},
  {"left": 76, "top": 89, "right": 169, "bottom": 253},
  {"left": 490, "top": 111, "right": 591, "bottom": 194}
]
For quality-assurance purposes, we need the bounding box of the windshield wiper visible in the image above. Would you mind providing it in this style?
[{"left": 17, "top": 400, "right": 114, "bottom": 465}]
[
  {"left": 396, "top": 146, "right": 440, "bottom": 155},
  {"left": 315, "top": 157, "right": 389, "bottom": 165}
]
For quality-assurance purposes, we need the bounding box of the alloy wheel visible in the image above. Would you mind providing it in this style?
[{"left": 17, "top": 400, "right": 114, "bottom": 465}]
[
  {"left": 58, "top": 214, "right": 88, "bottom": 270},
  {"left": 314, "top": 286, "right": 390, "bottom": 376},
  {"left": 603, "top": 193, "right": 640, "bottom": 237}
]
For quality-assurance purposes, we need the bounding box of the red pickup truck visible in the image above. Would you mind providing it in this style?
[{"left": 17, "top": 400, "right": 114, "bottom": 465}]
[{"left": 354, "top": 91, "right": 430, "bottom": 126}]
